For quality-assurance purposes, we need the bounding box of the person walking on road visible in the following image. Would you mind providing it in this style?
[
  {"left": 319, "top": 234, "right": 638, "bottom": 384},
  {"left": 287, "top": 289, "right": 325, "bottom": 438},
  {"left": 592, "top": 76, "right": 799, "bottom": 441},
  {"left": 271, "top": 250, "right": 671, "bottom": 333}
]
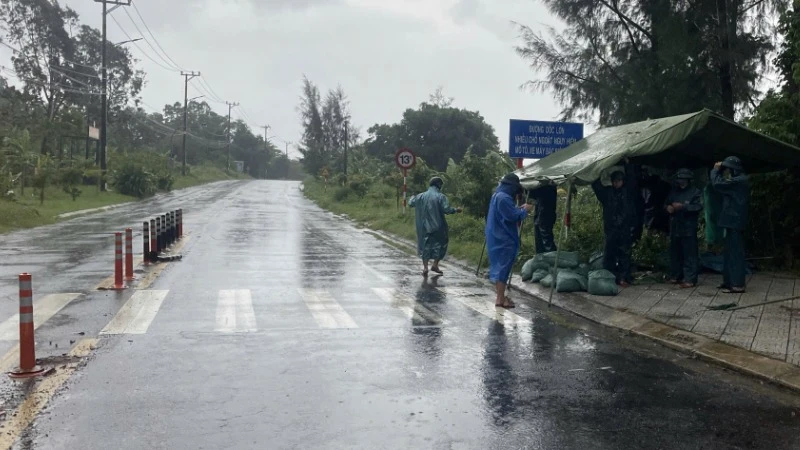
[
  {"left": 711, "top": 156, "right": 750, "bottom": 294},
  {"left": 665, "top": 168, "right": 703, "bottom": 288},
  {"left": 532, "top": 184, "right": 558, "bottom": 253},
  {"left": 592, "top": 159, "right": 638, "bottom": 287},
  {"left": 409, "top": 177, "right": 462, "bottom": 277},
  {"left": 486, "top": 173, "right": 533, "bottom": 309}
]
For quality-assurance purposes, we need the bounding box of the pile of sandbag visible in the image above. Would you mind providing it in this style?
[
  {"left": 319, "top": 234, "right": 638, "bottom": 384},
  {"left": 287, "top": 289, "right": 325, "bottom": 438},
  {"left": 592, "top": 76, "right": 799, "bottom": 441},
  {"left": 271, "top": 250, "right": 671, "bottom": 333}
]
[{"left": 520, "top": 251, "right": 619, "bottom": 296}]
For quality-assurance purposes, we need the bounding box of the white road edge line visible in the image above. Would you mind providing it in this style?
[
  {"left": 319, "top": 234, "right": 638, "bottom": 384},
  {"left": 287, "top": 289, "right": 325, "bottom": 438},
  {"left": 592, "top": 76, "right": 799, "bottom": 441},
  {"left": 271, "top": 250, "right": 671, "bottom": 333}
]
[
  {"left": 0, "top": 293, "right": 81, "bottom": 341},
  {"left": 298, "top": 288, "right": 358, "bottom": 329}
]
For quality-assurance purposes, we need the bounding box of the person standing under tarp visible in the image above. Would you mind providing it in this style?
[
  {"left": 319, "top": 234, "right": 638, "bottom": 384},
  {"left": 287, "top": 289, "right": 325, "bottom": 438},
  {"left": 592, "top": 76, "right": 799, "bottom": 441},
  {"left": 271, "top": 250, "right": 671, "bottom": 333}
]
[
  {"left": 711, "top": 157, "right": 750, "bottom": 294},
  {"left": 409, "top": 177, "right": 462, "bottom": 277},
  {"left": 486, "top": 173, "right": 533, "bottom": 309},
  {"left": 665, "top": 169, "right": 703, "bottom": 288},
  {"left": 532, "top": 184, "right": 558, "bottom": 253},
  {"left": 592, "top": 159, "right": 638, "bottom": 287}
]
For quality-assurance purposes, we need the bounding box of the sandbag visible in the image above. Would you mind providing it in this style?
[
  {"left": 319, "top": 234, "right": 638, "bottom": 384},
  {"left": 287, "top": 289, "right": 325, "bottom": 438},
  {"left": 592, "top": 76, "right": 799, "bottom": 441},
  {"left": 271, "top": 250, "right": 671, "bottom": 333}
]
[
  {"left": 531, "top": 268, "right": 549, "bottom": 283},
  {"left": 589, "top": 252, "right": 605, "bottom": 271},
  {"left": 521, "top": 259, "right": 536, "bottom": 281},
  {"left": 540, "top": 273, "right": 554, "bottom": 288},
  {"left": 588, "top": 270, "right": 619, "bottom": 296},
  {"left": 540, "top": 251, "right": 580, "bottom": 269},
  {"left": 530, "top": 254, "right": 553, "bottom": 271},
  {"left": 556, "top": 270, "right": 588, "bottom": 293},
  {"left": 575, "top": 263, "right": 590, "bottom": 278}
]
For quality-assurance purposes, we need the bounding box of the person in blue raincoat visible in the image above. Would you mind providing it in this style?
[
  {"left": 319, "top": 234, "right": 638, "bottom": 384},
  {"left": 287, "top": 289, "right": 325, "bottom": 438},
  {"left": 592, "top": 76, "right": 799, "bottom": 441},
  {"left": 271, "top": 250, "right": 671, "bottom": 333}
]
[
  {"left": 711, "top": 156, "right": 750, "bottom": 294},
  {"left": 486, "top": 173, "right": 533, "bottom": 309},
  {"left": 409, "top": 177, "right": 462, "bottom": 277}
]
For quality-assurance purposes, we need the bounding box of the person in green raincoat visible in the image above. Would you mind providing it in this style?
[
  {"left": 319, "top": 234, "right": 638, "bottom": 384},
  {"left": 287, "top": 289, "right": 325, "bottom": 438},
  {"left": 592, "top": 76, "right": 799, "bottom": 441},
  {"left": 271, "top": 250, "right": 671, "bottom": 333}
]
[{"left": 409, "top": 177, "right": 462, "bottom": 276}]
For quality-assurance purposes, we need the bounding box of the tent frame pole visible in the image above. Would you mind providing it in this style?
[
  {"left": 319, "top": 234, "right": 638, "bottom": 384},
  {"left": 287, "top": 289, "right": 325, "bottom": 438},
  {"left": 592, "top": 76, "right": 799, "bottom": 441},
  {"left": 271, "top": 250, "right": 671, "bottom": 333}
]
[
  {"left": 548, "top": 181, "right": 572, "bottom": 307},
  {"left": 507, "top": 190, "right": 532, "bottom": 288}
]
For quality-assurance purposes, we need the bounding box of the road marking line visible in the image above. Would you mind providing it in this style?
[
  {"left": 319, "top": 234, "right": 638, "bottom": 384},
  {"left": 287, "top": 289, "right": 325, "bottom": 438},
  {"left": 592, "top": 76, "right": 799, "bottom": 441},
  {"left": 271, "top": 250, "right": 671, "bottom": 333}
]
[
  {"left": 298, "top": 289, "right": 358, "bottom": 329},
  {"left": 0, "top": 338, "right": 99, "bottom": 450},
  {"left": 0, "top": 294, "right": 81, "bottom": 341},
  {"left": 356, "top": 261, "right": 393, "bottom": 283},
  {"left": 99, "top": 290, "right": 169, "bottom": 335},
  {"left": 215, "top": 290, "right": 257, "bottom": 332},
  {"left": 0, "top": 344, "right": 20, "bottom": 373},
  {"left": 371, "top": 288, "right": 442, "bottom": 324},
  {"left": 438, "top": 287, "right": 530, "bottom": 326}
]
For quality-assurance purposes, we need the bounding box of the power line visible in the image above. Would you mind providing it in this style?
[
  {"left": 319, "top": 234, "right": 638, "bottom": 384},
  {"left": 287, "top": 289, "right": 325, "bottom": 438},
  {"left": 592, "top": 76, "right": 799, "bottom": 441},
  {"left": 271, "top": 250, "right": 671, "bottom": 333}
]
[
  {"left": 121, "top": 7, "right": 181, "bottom": 71},
  {"left": 130, "top": 2, "right": 185, "bottom": 71},
  {"left": 108, "top": 13, "right": 180, "bottom": 73},
  {"left": 198, "top": 76, "right": 225, "bottom": 103}
]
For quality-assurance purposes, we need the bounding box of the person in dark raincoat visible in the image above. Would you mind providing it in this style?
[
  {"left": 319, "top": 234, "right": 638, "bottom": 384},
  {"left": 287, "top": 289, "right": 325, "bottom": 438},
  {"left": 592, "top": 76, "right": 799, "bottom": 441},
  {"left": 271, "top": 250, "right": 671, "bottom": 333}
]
[
  {"left": 409, "top": 177, "right": 462, "bottom": 277},
  {"left": 532, "top": 184, "right": 558, "bottom": 253},
  {"left": 711, "top": 156, "right": 750, "bottom": 293},
  {"left": 592, "top": 160, "right": 638, "bottom": 287},
  {"left": 665, "top": 168, "right": 703, "bottom": 288},
  {"left": 486, "top": 173, "right": 533, "bottom": 308}
]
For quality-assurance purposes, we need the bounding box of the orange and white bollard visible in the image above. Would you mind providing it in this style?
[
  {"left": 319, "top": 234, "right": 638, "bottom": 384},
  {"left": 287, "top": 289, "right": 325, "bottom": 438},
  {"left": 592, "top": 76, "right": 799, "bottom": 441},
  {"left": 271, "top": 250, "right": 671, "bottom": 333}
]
[
  {"left": 9, "top": 273, "right": 45, "bottom": 378},
  {"left": 177, "top": 209, "right": 183, "bottom": 238},
  {"left": 125, "top": 228, "right": 134, "bottom": 281},
  {"left": 113, "top": 232, "right": 125, "bottom": 290}
]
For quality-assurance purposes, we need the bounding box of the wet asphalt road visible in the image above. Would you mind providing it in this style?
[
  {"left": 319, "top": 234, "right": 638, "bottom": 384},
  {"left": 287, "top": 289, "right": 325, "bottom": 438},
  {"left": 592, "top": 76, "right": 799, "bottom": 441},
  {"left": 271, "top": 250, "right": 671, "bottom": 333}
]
[{"left": 1, "top": 180, "right": 800, "bottom": 449}]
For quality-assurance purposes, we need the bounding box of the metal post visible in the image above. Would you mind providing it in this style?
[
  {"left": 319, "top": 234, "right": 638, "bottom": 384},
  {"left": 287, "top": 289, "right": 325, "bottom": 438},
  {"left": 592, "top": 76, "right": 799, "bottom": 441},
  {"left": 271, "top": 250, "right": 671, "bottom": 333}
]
[
  {"left": 177, "top": 209, "right": 183, "bottom": 238},
  {"left": 161, "top": 214, "right": 168, "bottom": 248},
  {"left": 156, "top": 216, "right": 162, "bottom": 255}
]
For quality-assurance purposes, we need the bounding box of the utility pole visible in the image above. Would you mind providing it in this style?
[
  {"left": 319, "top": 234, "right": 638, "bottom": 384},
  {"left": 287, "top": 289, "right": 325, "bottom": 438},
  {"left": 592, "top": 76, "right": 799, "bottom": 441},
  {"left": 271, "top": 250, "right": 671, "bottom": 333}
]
[
  {"left": 94, "top": 0, "right": 131, "bottom": 192},
  {"left": 261, "top": 125, "right": 270, "bottom": 151},
  {"left": 343, "top": 119, "right": 348, "bottom": 183},
  {"left": 181, "top": 71, "right": 200, "bottom": 176},
  {"left": 225, "top": 101, "right": 239, "bottom": 173}
]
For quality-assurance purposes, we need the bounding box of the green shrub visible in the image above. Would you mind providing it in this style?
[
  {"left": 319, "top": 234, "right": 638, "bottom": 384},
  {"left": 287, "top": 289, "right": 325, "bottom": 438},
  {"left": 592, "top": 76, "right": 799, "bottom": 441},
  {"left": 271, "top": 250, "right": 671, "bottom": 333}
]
[
  {"left": 347, "top": 175, "right": 371, "bottom": 198},
  {"left": 59, "top": 167, "right": 84, "bottom": 201},
  {"left": 113, "top": 164, "right": 157, "bottom": 198},
  {"left": 333, "top": 186, "right": 352, "bottom": 202}
]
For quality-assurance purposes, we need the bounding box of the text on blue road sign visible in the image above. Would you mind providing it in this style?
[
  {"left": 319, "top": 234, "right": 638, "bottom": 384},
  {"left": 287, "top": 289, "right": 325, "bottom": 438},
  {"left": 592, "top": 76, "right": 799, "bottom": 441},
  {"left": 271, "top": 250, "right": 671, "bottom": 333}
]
[{"left": 509, "top": 119, "right": 584, "bottom": 159}]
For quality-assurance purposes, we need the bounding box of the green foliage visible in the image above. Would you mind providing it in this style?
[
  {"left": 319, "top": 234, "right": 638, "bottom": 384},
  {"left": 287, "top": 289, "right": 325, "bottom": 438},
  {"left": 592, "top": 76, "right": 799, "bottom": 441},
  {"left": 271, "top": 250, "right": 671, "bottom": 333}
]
[
  {"left": 516, "top": 1, "right": 779, "bottom": 124},
  {"left": 112, "top": 163, "right": 157, "bottom": 199},
  {"left": 333, "top": 186, "right": 352, "bottom": 202},
  {"left": 347, "top": 174, "right": 371, "bottom": 198},
  {"left": 633, "top": 230, "right": 670, "bottom": 271},
  {"left": 58, "top": 166, "right": 83, "bottom": 201},
  {"left": 365, "top": 101, "right": 501, "bottom": 171}
]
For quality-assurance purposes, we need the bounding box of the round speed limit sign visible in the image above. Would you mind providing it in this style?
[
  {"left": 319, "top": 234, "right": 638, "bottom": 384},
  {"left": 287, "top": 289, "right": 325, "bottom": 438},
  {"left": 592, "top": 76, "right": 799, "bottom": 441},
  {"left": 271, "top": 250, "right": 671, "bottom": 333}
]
[{"left": 395, "top": 148, "right": 416, "bottom": 170}]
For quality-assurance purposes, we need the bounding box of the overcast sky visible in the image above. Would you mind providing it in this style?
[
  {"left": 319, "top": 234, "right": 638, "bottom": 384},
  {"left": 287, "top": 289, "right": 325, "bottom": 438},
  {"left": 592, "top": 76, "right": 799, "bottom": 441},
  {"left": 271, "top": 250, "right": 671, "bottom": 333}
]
[{"left": 6, "top": 0, "right": 573, "bottom": 159}]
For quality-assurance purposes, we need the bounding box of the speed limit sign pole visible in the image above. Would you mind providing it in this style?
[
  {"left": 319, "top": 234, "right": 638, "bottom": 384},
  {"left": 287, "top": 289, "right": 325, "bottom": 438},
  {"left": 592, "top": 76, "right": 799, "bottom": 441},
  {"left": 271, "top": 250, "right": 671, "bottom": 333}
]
[
  {"left": 403, "top": 169, "right": 408, "bottom": 213},
  {"left": 395, "top": 148, "right": 416, "bottom": 215}
]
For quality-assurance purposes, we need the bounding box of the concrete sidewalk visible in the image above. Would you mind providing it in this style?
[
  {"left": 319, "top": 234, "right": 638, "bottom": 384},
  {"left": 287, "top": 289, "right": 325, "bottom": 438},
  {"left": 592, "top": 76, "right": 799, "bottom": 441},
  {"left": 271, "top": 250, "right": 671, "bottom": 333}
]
[{"left": 512, "top": 271, "right": 800, "bottom": 392}]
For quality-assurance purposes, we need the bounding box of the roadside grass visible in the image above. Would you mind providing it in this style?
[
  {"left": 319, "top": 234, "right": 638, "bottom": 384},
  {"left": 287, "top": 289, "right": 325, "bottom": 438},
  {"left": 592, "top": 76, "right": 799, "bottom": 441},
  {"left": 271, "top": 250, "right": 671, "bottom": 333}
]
[
  {"left": 172, "top": 164, "right": 250, "bottom": 190},
  {"left": 0, "top": 165, "right": 250, "bottom": 234},
  {"left": 303, "top": 179, "right": 503, "bottom": 270}
]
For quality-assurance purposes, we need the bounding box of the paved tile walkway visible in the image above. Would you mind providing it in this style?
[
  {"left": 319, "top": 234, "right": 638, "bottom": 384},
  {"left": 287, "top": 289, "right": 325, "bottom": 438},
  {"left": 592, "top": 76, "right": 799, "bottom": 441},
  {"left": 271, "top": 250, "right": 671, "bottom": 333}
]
[{"left": 518, "top": 272, "right": 800, "bottom": 367}]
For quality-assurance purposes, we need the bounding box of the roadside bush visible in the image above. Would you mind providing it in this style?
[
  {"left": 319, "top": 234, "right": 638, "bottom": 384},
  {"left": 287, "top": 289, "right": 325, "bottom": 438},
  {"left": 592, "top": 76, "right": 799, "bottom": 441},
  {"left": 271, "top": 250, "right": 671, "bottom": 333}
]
[
  {"left": 113, "top": 163, "right": 157, "bottom": 198},
  {"left": 58, "top": 167, "right": 84, "bottom": 201},
  {"left": 333, "top": 186, "right": 352, "bottom": 202},
  {"left": 347, "top": 174, "right": 371, "bottom": 198}
]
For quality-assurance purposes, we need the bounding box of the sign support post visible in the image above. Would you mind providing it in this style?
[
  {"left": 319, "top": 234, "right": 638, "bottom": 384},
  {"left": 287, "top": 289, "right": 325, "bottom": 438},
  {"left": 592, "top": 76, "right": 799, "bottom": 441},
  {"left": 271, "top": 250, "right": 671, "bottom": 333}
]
[{"left": 395, "top": 148, "right": 417, "bottom": 215}]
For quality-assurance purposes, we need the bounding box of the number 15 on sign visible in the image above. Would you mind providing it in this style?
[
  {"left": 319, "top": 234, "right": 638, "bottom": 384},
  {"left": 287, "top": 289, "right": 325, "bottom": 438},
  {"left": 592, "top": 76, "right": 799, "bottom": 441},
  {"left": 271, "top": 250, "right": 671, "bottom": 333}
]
[{"left": 395, "top": 148, "right": 416, "bottom": 214}]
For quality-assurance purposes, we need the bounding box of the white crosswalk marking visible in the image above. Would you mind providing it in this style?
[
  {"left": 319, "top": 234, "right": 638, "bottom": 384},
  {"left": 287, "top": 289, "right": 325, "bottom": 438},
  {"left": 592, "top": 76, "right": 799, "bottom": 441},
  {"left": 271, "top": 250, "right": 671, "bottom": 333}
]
[
  {"left": 298, "top": 288, "right": 358, "bottom": 329},
  {"left": 438, "top": 287, "right": 530, "bottom": 326},
  {"left": 100, "top": 290, "right": 169, "bottom": 335},
  {"left": 0, "top": 293, "right": 81, "bottom": 341},
  {"left": 371, "top": 288, "right": 442, "bottom": 325},
  {"left": 215, "top": 290, "right": 257, "bottom": 333}
]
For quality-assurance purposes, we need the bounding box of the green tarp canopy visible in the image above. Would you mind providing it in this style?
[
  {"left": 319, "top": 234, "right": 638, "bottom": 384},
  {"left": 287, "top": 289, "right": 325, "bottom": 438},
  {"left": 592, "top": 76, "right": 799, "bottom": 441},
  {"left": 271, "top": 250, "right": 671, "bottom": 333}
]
[{"left": 515, "top": 109, "right": 800, "bottom": 188}]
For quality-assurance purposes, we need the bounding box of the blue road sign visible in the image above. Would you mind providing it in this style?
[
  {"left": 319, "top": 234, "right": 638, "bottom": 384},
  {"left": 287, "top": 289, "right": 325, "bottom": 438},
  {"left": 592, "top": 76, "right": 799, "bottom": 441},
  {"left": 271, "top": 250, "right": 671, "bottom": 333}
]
[{"left": 509, "top": 119, "right": 584, "bottom": 159}]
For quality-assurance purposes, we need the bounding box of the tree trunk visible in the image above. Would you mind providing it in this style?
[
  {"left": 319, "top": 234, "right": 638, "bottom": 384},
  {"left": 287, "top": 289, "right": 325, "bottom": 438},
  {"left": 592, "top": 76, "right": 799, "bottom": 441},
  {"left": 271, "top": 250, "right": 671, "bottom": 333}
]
[{"left": 717, "top": 0, "right": 736, "bottom": 119}]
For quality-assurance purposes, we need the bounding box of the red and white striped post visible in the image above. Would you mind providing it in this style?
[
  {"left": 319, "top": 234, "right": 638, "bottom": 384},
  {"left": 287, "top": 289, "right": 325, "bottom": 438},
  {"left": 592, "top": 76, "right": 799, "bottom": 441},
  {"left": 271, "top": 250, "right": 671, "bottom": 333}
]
[
  {"left": 150, "top": 218, "right": 157, "bottom": 262},
  {"left": 113, "top": 232, "right": 125, "bottom": 290},
  {"left": 177, "top": 209, "right": 183, "bottom": 238},
  {"left": 143, "top": 221, "right": 150, "bottom": 266},
  {"left": 9, "top": 273, "right": 45, "bottom": 378},
  {"left": 402, "top": 169, "right": 407, "bottom": 215},
  {"left": 125, "top": 228, "right": 134, "bottom": 281}
]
